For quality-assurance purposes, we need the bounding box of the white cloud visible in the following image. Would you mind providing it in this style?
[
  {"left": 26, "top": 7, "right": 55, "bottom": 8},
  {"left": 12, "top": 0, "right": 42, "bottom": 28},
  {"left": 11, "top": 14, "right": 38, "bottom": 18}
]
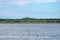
[
  {"left": 14, "top": 0, "right": 58, "bottom": 6},
  {"left": 0, "top": 0, "right": 59, "bottom": 6},
  {"left": 14, "top": 1, "right": 30, "bottom": 6}
]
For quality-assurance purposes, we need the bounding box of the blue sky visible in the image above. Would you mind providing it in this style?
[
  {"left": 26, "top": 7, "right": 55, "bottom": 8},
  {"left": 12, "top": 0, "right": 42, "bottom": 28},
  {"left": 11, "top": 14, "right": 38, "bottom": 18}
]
[{"left": 0, "top": 0, "right": 60, "bottom": 19}]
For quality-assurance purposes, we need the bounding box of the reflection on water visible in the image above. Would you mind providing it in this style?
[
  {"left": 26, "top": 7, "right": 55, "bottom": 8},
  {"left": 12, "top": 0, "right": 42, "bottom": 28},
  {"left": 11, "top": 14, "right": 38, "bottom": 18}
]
[{"left": 0, "top": 24, "right": 60, "bottom": 40}]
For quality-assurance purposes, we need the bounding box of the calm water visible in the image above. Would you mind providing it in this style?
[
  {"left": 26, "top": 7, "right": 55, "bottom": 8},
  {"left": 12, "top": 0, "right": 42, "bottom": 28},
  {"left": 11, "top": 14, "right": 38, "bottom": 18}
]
[{"left": 0, "top": 24, "right": 60, "bottom": 40}]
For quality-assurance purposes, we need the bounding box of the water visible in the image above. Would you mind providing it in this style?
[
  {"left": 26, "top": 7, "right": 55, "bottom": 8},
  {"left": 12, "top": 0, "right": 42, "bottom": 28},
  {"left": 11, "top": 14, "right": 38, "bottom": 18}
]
[{"left": 0, "top": 24, "right": 60, "bottom": 40}]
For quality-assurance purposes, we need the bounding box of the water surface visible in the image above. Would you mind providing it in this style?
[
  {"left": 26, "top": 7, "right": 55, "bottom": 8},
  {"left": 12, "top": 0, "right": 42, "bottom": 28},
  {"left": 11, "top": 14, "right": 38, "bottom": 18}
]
[{"left": 0, "top": 24, "right": 60, "bottom": 40}]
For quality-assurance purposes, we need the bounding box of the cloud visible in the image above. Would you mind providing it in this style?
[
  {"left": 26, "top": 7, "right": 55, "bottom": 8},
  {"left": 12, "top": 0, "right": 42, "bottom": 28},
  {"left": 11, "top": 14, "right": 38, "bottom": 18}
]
[
  {"left": 13, "top": 0, "right": 58, "bottom": 6},
  {"left": 14, "top": 1, "right": 30, "bottom": 6},
  {"left": 0, "top": 0, "right": 59, "bottom": 6}
]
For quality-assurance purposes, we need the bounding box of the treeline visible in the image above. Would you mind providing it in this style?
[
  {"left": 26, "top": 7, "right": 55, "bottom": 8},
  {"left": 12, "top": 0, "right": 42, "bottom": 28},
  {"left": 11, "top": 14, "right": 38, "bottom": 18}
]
[{"left": 0, "top": 18, "right": 60, "bottom": 23}]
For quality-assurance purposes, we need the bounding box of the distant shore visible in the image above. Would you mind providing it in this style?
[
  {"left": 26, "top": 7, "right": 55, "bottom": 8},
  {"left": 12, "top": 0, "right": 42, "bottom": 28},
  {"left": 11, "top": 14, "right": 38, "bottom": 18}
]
[
  {"left": 0, "top": 18, "right": 60, "bottom": 24},
  {"left": 0, "top": 21, "right": 60, "bottom": 24},
  {"left": 0, "top": 22, "right": 60, "bottom": 24}
]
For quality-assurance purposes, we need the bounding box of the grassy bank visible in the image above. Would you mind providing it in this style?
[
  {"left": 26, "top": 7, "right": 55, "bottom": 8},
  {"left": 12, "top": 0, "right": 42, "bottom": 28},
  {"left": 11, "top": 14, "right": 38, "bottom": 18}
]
[{"left": 0, "top": 18, "right": 60, "bottom": 23}]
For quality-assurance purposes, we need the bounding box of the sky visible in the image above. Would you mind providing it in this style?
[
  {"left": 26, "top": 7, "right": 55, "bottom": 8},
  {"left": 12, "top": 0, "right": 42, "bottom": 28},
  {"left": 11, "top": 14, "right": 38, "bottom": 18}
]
[{"left": 0, "top": 0, "right": 60, "bottom": 19}]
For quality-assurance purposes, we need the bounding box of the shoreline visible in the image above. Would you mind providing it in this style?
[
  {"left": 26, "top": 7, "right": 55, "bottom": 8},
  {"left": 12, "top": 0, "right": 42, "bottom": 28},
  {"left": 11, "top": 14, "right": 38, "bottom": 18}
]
[
  {"left": 0, "top": 23, "right": 60, "bottom": 24},
  {"left": 0, "top": 18, "right": 60, "bottom": 24}
]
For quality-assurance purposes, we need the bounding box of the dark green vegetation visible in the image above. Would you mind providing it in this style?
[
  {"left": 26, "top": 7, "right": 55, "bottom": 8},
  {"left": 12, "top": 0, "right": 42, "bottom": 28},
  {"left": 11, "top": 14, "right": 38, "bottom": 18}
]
[{"left": 0, "top": 18, "right": 60, "bottom": 23}]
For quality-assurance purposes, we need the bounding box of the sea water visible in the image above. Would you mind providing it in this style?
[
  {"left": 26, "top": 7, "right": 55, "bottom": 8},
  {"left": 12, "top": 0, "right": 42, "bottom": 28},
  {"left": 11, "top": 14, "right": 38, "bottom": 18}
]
[{"left": 0, "top": 24, "right": 60, "bottom": 40}]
